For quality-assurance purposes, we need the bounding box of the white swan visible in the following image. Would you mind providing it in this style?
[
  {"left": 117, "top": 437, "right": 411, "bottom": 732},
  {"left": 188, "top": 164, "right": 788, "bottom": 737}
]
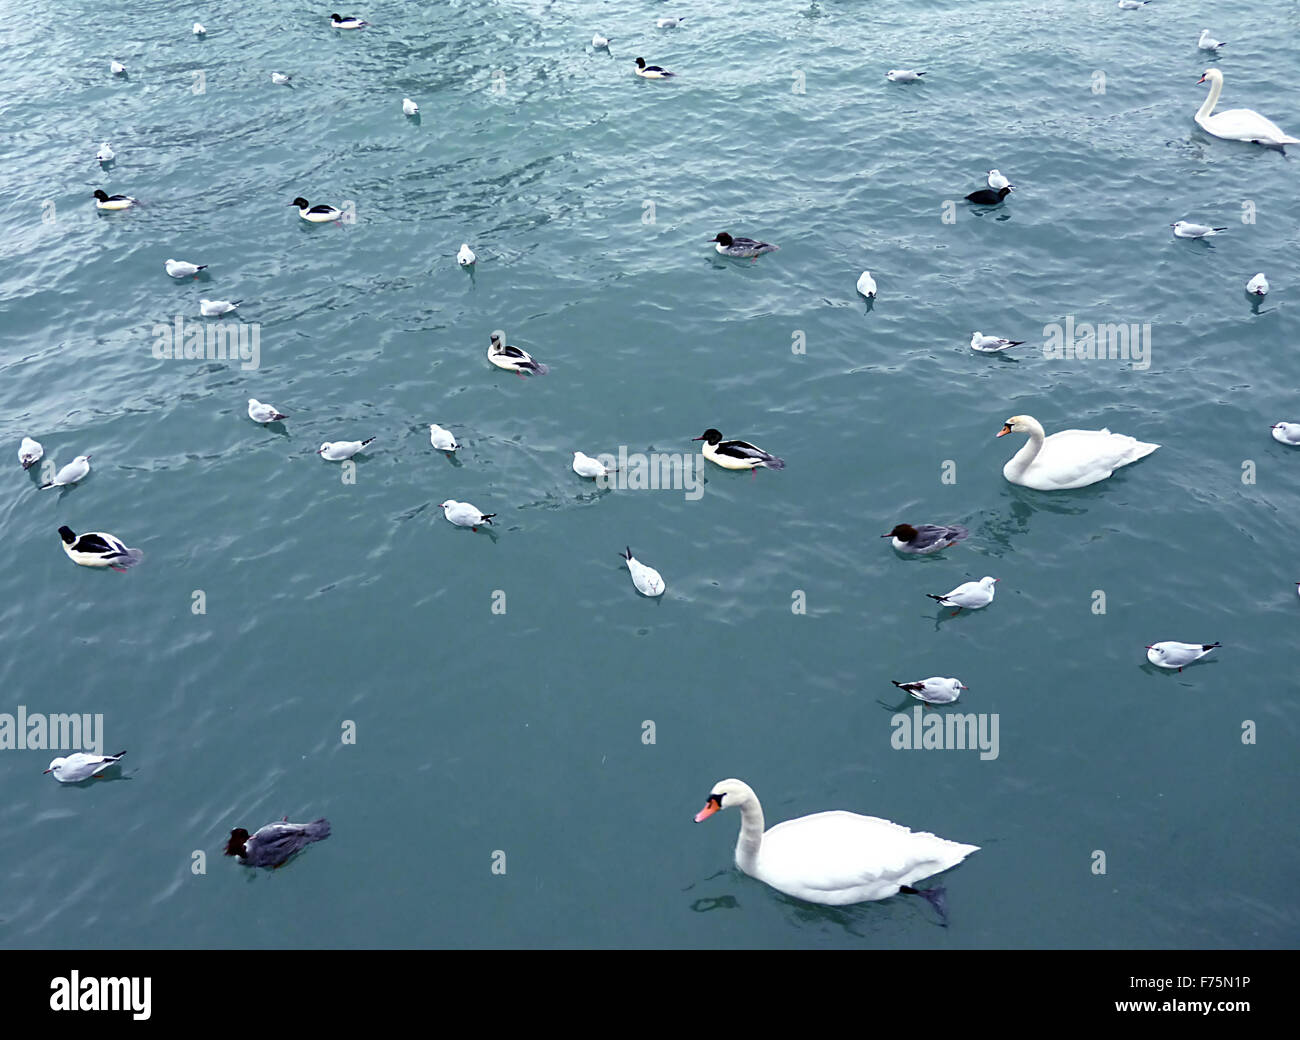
[
  {"left": 694, "top": 778, "right": 978, "bottom": 906},
  {"left": 998, "top": 415, "right": 1158, "bottom": 490},
  {"left": 1195, "top": 69, "right": 1299, "bottom": 150}
]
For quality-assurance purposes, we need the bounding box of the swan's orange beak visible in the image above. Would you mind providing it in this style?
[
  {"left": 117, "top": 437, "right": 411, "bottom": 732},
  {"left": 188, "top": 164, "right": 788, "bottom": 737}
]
[
  {"left": 694, "top": 801, "right": 720, "bottom": 823},
  {"left": 1198, "top": 74, "right": 1207, "bottom": 84},
  {"left": 996, "top": 423, "right": 1012, "bottom": 437}
]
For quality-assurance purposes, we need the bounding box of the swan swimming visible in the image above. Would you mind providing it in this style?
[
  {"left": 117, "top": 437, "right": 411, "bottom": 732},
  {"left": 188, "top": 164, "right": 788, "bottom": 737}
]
[
  {"left": 997, "top": 415, "right": 1158, "bottom": 490},
  {"left": 1195, "top": 69, "right": 1298, "bottom": 151}
]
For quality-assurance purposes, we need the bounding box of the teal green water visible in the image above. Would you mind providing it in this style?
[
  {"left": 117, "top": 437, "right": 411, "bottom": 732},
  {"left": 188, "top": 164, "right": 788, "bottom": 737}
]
[{"left": 2, "top": 0, "right": 1298, "bottom": 948}]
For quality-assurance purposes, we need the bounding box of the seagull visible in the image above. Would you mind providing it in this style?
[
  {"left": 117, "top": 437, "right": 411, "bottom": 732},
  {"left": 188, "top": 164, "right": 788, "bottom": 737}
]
[
  {"left": 200, "top": 299, "right": 240, "bottom": 316},
  {"left": 271, "top": 72, "right": 292, "bottom": 86},
  {"left": 892, "top": 678, "right": 967, "bottom": 705},
  {"left": 927, "top": 576, "right": 998, "bottom": 614},
  {"left": 1145, "top": 641, "right": 1220, "bottom": 672},
  {"left": 657, "top": 16, "right": 685, "bottom": 28},
  {"left": 18, "top": 437, "right": 43, "bottom": 470},
  {"left": 39, "top": 455, "right": 91, "bottom": 489},
  {"left": 58, "top": 527, "right": 143, "bottom": 570},
  {"left": 330, "top": 14, "right": 369, "bottom": 29},
  {"left": 429, "top": 424, "right": 458, "bottom": 452},
  {"left": 290, "top": 197, "right": 343, "bottom": 223},
  {"left": 970, "top": 332, "right": 1025, "bottom": 353},
  {"left": 856, "top": 271, "right": 877, "bottom": 298},
  {"left": 247, "top": 398, "right": 287, "bottom": 423},
  {"left": 1172, "top": 220, "right": 1227, "bottom": 238},
  {"left": 225, "top": 818, "right": 331, "bottom": 869},
  {"left": 1197, "top": 29, "right": 1225, "bottom": 51},
  {"left": 193, "top": 22, "right": 206, "bottom": 34},
  {"left": 439, "top": 500, "right": 495, "bottom": 531},
  {"left": 402, "top": 97, "right": 419, "bottom": 115},
  {"left": 882, "top": 523, "right": 969, "bottom": 554},
  {"left": 95, "top": 142, "right": 115, "bottom": 163},
  {"left": 457, "top": 243, "right": 476, "bottom": 266},
  {"left": 886, "top": 69, "right": 925, "bottom": 82},
  {"left": 44, "top": 750, "right": 127, "bottom": 782},
  {"left": 620, "top": 547, "right": 665, "bottom": 597},
  {"left": 165, "top": 258, "right": 207, "bottom": 278},
  {"left": 710, "top": 232, "right": 778, "bottom": 259},
  {"left": 1116, "top": 1, "right": 1149, "bottom": 8},
  {"left": 966, "top": 186, "right": 1012, "bottom": 205},
  {"left": 488, "top": 332, "right": 548, "bottom": 376},
  {"left": 1247, "top": 273, "right": 1269, "bottom": 296},
  {"left": 986, "top": 169, "right": 1012, "bottom": 190},
  {"left": 111, "top": 60, "right": 126, "bottom": 75},
  {"left": 1270, "top": 422, "right": 1300, "bottom": 445},
  {"left": 634, "top": 57, "right": 675, "bottom": 79},
  {"left": 592, "top": 33, "right": 612, "bottom": 49},
  {"left": 317, "top": 438, "right": 375, "bottom": 460},
  {"left": 573, "top": 451, "right": 614, "bottom": 478},
  {"left": 92, "top": 189, "right": 136, "bottom": 211}
]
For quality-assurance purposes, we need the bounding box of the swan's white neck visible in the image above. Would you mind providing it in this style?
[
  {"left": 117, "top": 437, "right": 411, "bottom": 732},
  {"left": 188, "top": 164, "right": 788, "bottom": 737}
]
[
  {"left": 1197, "top": 73, "right": 1222, "bottom": 122},
  {"left": 733, "top": 797, "right": 765, "bottom": 874},
  {"left": 1006, "top": 422, "right": 1045, "bottom": 477}
]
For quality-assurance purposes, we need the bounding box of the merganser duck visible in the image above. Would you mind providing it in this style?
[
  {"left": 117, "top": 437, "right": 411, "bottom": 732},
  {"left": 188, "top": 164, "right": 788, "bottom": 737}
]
[
  {"left": 693, "top": 428, "right": 785, "bottom": 470},
  {"left": 965, "top": 186, "right": 1012, "bottom": 205},
  {"left": 927, "top": 576, "right": 998, "bottom": 614},
  {"left": 488, "top": 332, "right": 548, "bottom": 375},
  {"left": 1145, "top": 641, "right": 1220, "bottom": 672},
  {"left": 634, "top": 57, "right": 675, "bottom": 79},
  {"left": 439, "top": 500, "right": 495, "bottom": 531},
  {"left": 40, "top": 455, "right": 91, "bottom": 489},
  {"left": 330, "top": 14, "right": 368, "bottom": 29},
  {"left": 165, "top": 258, "right": 207, "bottom": 278},
  {"left": 317, "top": 438, "right": 375, "bottom": 460},
  {"left": 44, "top": 750, "right": 127, "bottom": 782},
  {"left": 711, "top": 231, "right": 778, "bottom": 258},
  {"left": 1270, "top": 422, "right": 1300, "bottom": 445},
  {"left": 429, "top": 424, "right": 458, "bottom": 452},
  {"left": 58, "top": 526, "right": 143, "bottom": 570},
  {"left": 620, "top": 547, "right": 665, "bottom": 596},
  {"left": 970, "top": 332, "right": 1025, "bottom": 353},
  {"left": 291, "top": 197, "right": 342, "bottom": 222},
  {"left": 892, "top": 678, "right": 968, "bottom": 704},
  {"left": 247, "top": 398, "right": 287, "bottom": 423},
  {"left": 18, "top": 436, "right": 43, "bottom": 470},
  {"left": 883, "top": 523, "right": 968, "bottom": 554},
  {"left": 225, "top": 818, "right": 331, "bottom": 868},
  {"left": 92, "top": 189, "right": 136, "bottom": 211}
]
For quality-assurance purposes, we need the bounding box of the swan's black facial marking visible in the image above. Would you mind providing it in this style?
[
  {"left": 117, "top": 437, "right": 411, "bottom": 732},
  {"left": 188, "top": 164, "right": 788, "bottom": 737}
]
[{"left": 707, "top": 793, "right": 724, "bottom": 809}]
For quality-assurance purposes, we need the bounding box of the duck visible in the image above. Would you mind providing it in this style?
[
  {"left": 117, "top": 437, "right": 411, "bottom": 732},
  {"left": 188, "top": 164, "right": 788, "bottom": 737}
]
[
  {"left": 710, "top": 231, "right": 778, "bottom": 258},
  {"left": 58, "top": 526, "right": 143, "bottom": 570},
  {"left": 694, "top": 778, "right": 978, "bottom": 907},
  {"left": 1195, "top": 69, "right": 1298, "bottom": 150},
  {"left": 1246, "top": 273, "right": 1269, "bottom": 296},
  {"left": 970, "top": 332, "right": 1025, "bottom": 353},
  {"left": 439, "top": 500, "right": 494, "bottom": 530},
  {"left": 693, "top": 428, "right": 785, "bottom": 470},
  {"left": 634, "top": 57, "right": 675, "bottom": 79},
  {"left": 927, "top": 576, "right": 997, "bottom": 614},
  {"left": 290, "top": 197, "right": 342, "bottom": 222},
  {"left": 892, "top": 678, "right": 968, "bottom": 705},
  {"left": 965, "top": 185, "right": 1012, "bottom": 205},
  {"left": 18, "top": 436, "right": 43, "bottom": 470},
  {"left": 488, "top": 332, "right": 548, "bottom": 375},
  {"left": 247, "top": 398, "right": 287, "bottom": 423},
  {"left": 1145, "top": 641, "right": 1219, "bottom": 672},
  {"left": 997, "top": 414, "right": 1158, "bottom": 490},
  {"left": 620, "top": 547, "right": 665, "bottom": 596},
  {"left": 856, "top": 271, "right": 877, "bottom": 298},
  {"left": 429, "top": 424, "right": 458, "bottom": 452},
  {"left": 1270, "top": 422, "right": 1300, "bottom": 445},
  {"left": 40, "top": 455, "right": 91, "bottom": 489},
  {"left": 225, "top": 818, "right": 331, "bottom": 869},
  {"left": 402, "top": 97, "right": 418, "bottom": 116},
  {"left": 885, "top": 69, "right": 924, "bottom": 82},
  {"left": 330, "top": 14, "right": 368, "bottom": 29},
  {"left": 882, "top": 523, "right": 968, "bottom": 554},
  {"left": 44, "top": 750, "right": 127, "bottom": 783},
  {"left": 92, "top": 189, "right": 136, "bottom": 211},
  {"left": 164, "top": 258, "right": 207, "bottom": 278},
  {"left": 317, "top": 438, "right": 375, "bottom": 461}
]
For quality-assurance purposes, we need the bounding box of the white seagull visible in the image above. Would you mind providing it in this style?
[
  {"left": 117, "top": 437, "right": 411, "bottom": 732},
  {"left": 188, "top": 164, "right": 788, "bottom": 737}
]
[
  {"left": 573, "top": 451, "right": 614, "bottom": 478},
  {"left": 317, "top": 438, "right": 375, "bottom": 460},
  {"left": 620, "top": 547, "right": 665, "bottom": 597},
  {"left": 95, "top": 142, "right": 115, "bottom": 163},
  {"left": 1171, "top": 220, "right": 1227, "bottom": 239},
  {"left": 402, "top": 97, "right": 419, "bottom": 116},
  {"left": 971, "top": 331, "right": 1026, "bottom": 353},
  {"left": 44, "top": 750, "right": 127, "bottom": 782},
  {"left": 193, "top": 22, "right": 206, "bottom": 35},
  {"left": 856, "top": 271, "right": 877, "bottom": 298},
  {"left": 200, "top": 299, "right": 240, "bottom": 316},
  {"left": 271, "top": 72, "right": 292, "bottom": 86},
  {"left": 592, "top": 33, "right": 612, "bottom": 49},
  {"left": 1146, "top": 641, "right": 1220, "bottom": 672},
  {"left": 111, "top": 60, "right": 126, "bottom": 75},
  {"left": 986, "top": 169, "right": 1012, "bottom": 190},
  {"left": 886, "top": 69, "right": 925, "bottom": 82},
  {"left": 247, "top": 398, "right": 287, "bottom": 423},
  {"left": 165, "top": 258, "right": 207, "bottom": 278},
  {"left": 39, "top": 455, "right": 91, "bottom": 489},
  {"left": 439, "top": 500, "right": 495, "bottom": 530},
  {"left": 927, "top": 576, "right": 997, "bottom": 614},
  {"left": 1246, "top": 273, "right": 1269, "bottom": 296},
  {"left": 1197, "top": 29, "right": 1225, "bottom": 51},
  {"left": 429, "top": 424, "right": 458, "bottom": 452},
  {"left": 892, "top": 678, "right": 968, "bottom": 705},
  {"left": 1270, "top": 422, "right": 1300, "bottom": 445},
  {"left": 1116, "top": 1, "right": 1149, "bottom": 9},
  {"left": 457, "top": 243, "right": 476, "bottom": 266},
  {"left": 657, "top": 16, "right": 685, "bottom": 28},
  {"left": 18, "top": 436, "right": 43, "bottom": 470}
]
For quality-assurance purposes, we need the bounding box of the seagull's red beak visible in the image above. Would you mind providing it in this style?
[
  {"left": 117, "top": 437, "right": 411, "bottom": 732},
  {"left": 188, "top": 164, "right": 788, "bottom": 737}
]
[{"left": 42, "top": 768, "right": 52, "bottom": 774}]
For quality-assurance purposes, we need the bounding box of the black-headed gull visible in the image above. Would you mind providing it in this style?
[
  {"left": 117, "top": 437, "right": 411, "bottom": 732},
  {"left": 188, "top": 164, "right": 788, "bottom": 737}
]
[
  {"left": 856, "top": 271, "right": 877, "bottom": 298},
  {"left": 1116, "top": 1, "right": 1149, "bottom": 8},
  {"left": 439, "top": 500, "right": 494, "bottom": 530},
  {"left": 1247, "top": 273, "right": 1268, "bottom": 296},
  {"left": 927, "top": 576, "right": 997, "bottom": 614},
  {"left": 18, "top": 436, "right": 43, "bottom": 470},
  {"left": 193, "top": 22, "right": 206, "bottom": 35},
  {"left": 488, "top": 333, "right": 548, "bottom": 376},
  {"left": 402, "top": 97, "right": 419, "bottom": 115},
  {"left": 457, "top": 243, "right": 476, "bottom": 266},
  {"left": 1145, "top": 641, "right": 1219, "bottom": 671},
  {"left": 883, "top": 523, "right": 969, "bottom": 554},
  {"left": 573, "top": 451, "right": 613, "bottom": 478},
  {"left": 987, "top": 169, "right": 1012, "bottom": 190},
  {"left": 44, "top": 750, "right": 126, "bottom": 782},
  {"left": 111, "top": 60, "right": 126, "bottom": 75},
  {"left": 971, "top": 332, "right": 1025, "bottom": 353},
  {"left": 592, "top": 33, "right": 612, "bottom": 49},
  {"left": 96, "top": 142, "right": 115, "bottom": 163},
  {"left": 165, "top": 258, "right": 207, "bottom": 278},
  {"left": 620, "top": 547, "right": 665, "bottom": 596},
  {"left": 429, "top": 424, "right": 458, "bottom": 452},
  {"left": 892, "top": 678, "right": 967, "bottom": 704},
  {"left": 317, "top": 438, "right": 375, "bottom": 460},
  {"left": 271, "top": 72, "right": 292, "bottom": 86},
  {"left": 200, "top": 298, "right": 240, "bottom": 316},
  {"left": 1197, "top": 29, "right": 1225, "bottom": 51},
  {"left": 39, "top": 455, "right": 91, "bottom": 488},
  {"left": 93, "top": 189, "right": 135, "bottom": 211},
  {"left": 657, "top": 16, "right": 685, "bottom": 28},
  {"left": 1270, "top": 422, "right": 1300, "bottom": 445},
  {"left": 58, "top": 527, "right": 143, "bottom": 570},
  {"left": 886, "top": 69, "right": 924, "bottom": 82},
  {"left": 330, "top": 14, "right": 368, "bottom": 29},
  {"left": 248, "top": 398, "right": 287, "bottom": 423},
  {"left": 225, "top": 818, "right": 331, "bottom": 868},
  {"left": 1171, "top": 220, "right": 1226, "bottom": 238},
  {"left": 693, "top": 428, "right": 785, "bottom": 470}
]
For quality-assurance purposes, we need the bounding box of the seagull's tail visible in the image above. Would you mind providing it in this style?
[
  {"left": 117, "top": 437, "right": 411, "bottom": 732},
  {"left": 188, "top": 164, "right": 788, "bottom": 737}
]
[
  {"left": 479, "top": 514, "right": 496, "bottom": 525},
  {"left": 1211, "top": 228, "right": 1228, "bottom": 234},
  {"left": 107, "top": 750, "right": 127, "bottom": 761},
  {"left": 1203, "top": 642, "right": 1221, "bottom": 651},
  {"left": 361, "top": 437, "right": 376, "bottom": 447},
  {"left": 621, "top": 547, "right": 633, "bottom": 561},
  {"left": 926, "top": 594, "right": 947, "bottom": 603},
  {"left": 109, "top": 548, "right": 145, "bottom": 569},
  {"left": 196, "top": 265, "right": 209, "bottom": 271},
  {"left": 38, "top": 480, "right": 55, "bottom": 490}
]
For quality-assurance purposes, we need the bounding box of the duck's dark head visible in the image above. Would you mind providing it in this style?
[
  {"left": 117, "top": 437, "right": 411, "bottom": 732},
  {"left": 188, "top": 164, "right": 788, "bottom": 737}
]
[
  {"left": 999, "top": 186, "right": 1013, "bottom": 198},
  {"left": 710, "top": 232, "right": 734, "bottom": 246},
  {"left": 224, "top": 828, "right": 250, "bottom": 857},
  {"left": 93, "top": 190, "right": 109, "bottom": 201},
  {"left": 884, "top": 523, "right": 917, "bottom": 541},
  {"left": 290, "top": 197, "right": 309, "bottom": 208},
  {"left": 635, "top": 57, "right": 646, "bottom": 69},
  {"left": 58, "top": 526, "right": 76, "bottom": 544},
  {"left": 692, "top": 429, "right": 722, "bottom": 445}
]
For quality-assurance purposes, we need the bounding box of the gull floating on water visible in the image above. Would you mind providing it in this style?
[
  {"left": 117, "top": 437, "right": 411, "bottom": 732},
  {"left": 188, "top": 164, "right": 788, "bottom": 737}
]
[
  {"left": 620, "top": 547, "right": 665, "bottom": 596},
  {"left": 1146, "top": 641, "right": 1219, "bottom": 671},
  {"left": 892, "top": 678, "right": 968, "bottom": 705},
  {"left": 429, "top": 424, "right": 458, "bottom": 452},
  {"left": 165, "top": 258, "right": 207, "bottom": 278},
  {"left": 200, "top": 298, "right": 240, "bottom": 316},
  {"left": 226, "top": 818, "right": 331, "bottom": 869},
  {"left": 39, "top": 455, "right": 91, "bottom": 489},
  {"left": 457, "top": 243, "right": 476, "bottom": 266},
  {"left": 1116, "top": 1, "right": 1149, "bottom": 9},
  {"left": 439, "top": 500, "right": 495, "bottom": 530},
  {"left": 883, "top": 523, "right": 968, "bottom": 554},
  {"left": 927, "top": 576, "right": 997, "bottom": 614},
  {"left": 592, "top": 33, "right": 612, "bottom": 49},
  {"left": 1270, "top": 422, "right": 1300, "bottom": 445},
  {"left": 573, "top": 451, "right": 614, "bottom": 478},
  {"left": 93, "top": 189, "right": 135, "bottom": 211},
  {"left": 657, "top": 16, "right": 685, "bottom": 28},
  {"left": 1171, "top": 220, "right": 1226, "bottom": 239},
  {"left": 44, "top": 750, "right": 126, "bottom": 782},
  {"left": 1246, "top": 273, "right": 1269, "bottom": 296},
  {"left": 402, "top": 97, "right": 418, "bottom": 115},
  {"left": 95, "top": 142, "right": 114, "bottom": 163},
  {"left": 317, "top": 438, "right": 375, "bottom": 460},
  {"left": 986, "top": 169, "right": 1012, "bottom": 190},
  {"left": 1197, "top": 29, "right": 1225, "bottom": 51},
  {"left": 886, "top": 69, "right": 925, "bottom": 82},
  {"left": 247, "top": 398, "right": 287, "bottom": 423},
  {"left": 18, "top": 437, "right": 43, "bottom": 470},
  {"left": 271, "top": 72, "right": 292, "bottom": 85},
  {"left": 856, "top": 271, "right": 877, "bottom": 298},
  {"left": 58, "top": 527, "right": 142, "bottom": 570},
  {"left": 193, "top": 22, "right": 206, "bottom": 35},
  {"left": 111, "top": 60, "right": 126, "bottom": 75},
  {"left": 971, "top": 331, "right": 1025, "bottom": 353}
]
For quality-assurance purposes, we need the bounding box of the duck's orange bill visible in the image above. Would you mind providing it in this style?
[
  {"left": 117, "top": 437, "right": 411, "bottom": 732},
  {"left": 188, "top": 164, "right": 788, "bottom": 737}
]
[{"left": 695, "top": 803, "right": 719, "bottom": 823}]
